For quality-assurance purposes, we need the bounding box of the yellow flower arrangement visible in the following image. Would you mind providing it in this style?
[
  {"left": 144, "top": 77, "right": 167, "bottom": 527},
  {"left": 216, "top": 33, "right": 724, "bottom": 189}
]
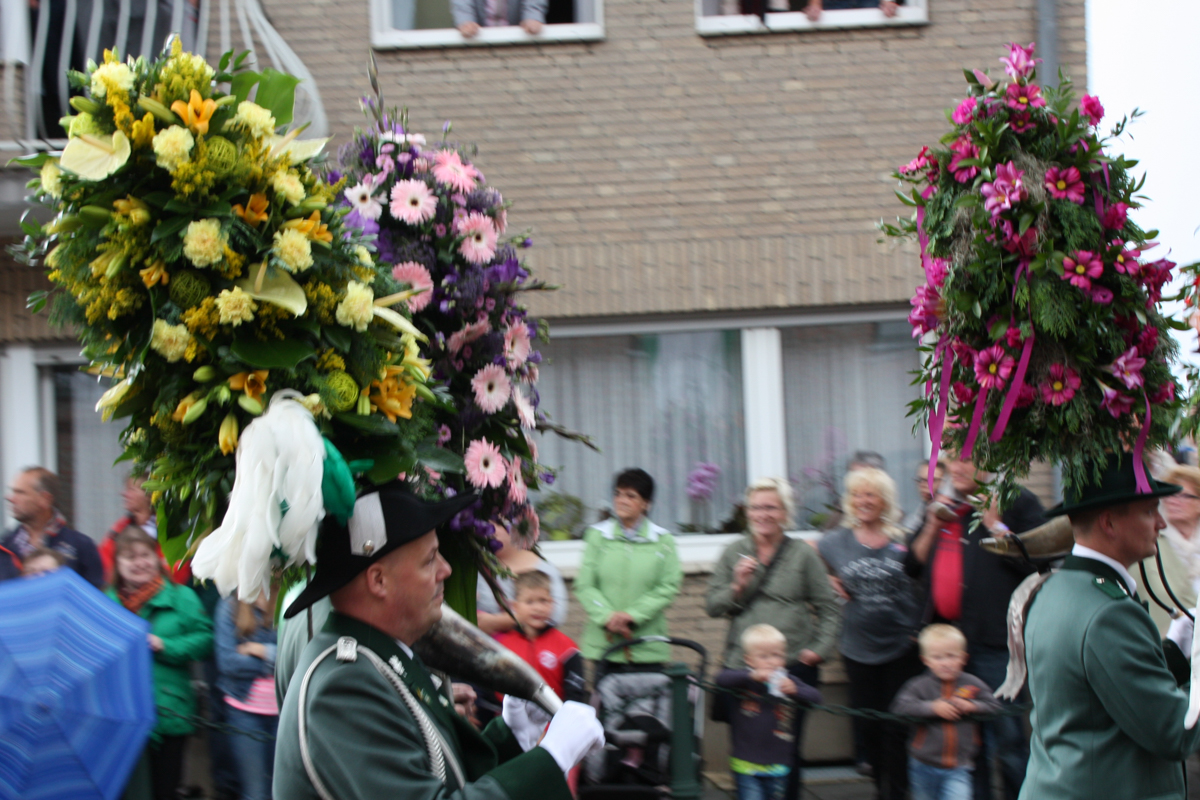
[
  {"left": 39, "top": 161, "right": 62, "bottom": 198},
  {"left": 90, "top": 56, "right": 134, "bottom": 97}
]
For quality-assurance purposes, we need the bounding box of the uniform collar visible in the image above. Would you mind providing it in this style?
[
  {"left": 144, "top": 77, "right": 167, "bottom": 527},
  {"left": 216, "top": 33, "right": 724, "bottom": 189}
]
[{"left": 1067, "top": 544, "right": 1138, "bottom": 597}]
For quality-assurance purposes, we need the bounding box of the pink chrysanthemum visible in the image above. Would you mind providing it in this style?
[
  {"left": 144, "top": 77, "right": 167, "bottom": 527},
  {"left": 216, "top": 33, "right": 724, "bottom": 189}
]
[
  {"left": 974, "top": 345, "right": 1015, "bottom": 390},
  {"left": 390, "top": 261, "right": 434, "bottom": 312},
  {"left": 949, "top": 137, "right": 980, "bottom": 184},
  {"left": 389, "top": 179, "right": 438, "bottom": 225},
  {"left": 1061, "top": 250, "right": 1103, "bottom": 290},
  {"left": 1000, "top": 42, "right": 1039, "bottom": 80},
  {"left": 344, "top": 182, "right": 383, "bottom": 221},
  {"left": 432, "top": 150, "right": 478, "bottom": 193},
  {"left": 1099, "top": 384, "right": 1134, "bottom": 418},
  {"left": 1080, "top": 94, "right": 1105, "bottom": 126},
  {"left": 464, "top": 438, "right": 506, "bottom": 489},
  {"left": 1109, "top": 346, "right": 1146, "bottom": 390},
  {"left": 458, "top": 212, "right": 498, "bottom": 265},
  {"left": 472, "top": 364, "right": 512, "bottom": 414},
  {"left": 508, "top": 457, "right": 527, "bottom": 504},
  {"left": 1005, "top": 83, "right": 1046, "bottom": 112},
  {"left": 1040, "top": 364, "right": 1080, "bottom": 406},
  {"left": 512, "top": 385, "right": 535, "bottom": 429},
  {"left": 981, "top": 161, "right": 1026, "bottom": 218},
  {"left": 952, "top": 97, "right": 977, "bottom": 126},
  {"left": 1044, "top": 166, "right": 1085, "bottom": 204},
  {"left": 504, "top": 322, "right": 532, "bottom": 367}
]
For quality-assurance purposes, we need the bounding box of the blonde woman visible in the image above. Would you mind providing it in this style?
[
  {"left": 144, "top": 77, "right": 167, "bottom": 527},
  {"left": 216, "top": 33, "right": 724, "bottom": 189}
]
[{"left": 817, "top": 467, "right": 922, "bottom": 800}]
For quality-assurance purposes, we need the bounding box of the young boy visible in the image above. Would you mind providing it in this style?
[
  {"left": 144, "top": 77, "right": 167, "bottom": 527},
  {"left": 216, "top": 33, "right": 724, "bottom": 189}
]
[
  {"left": 716, "top": 624, "right": 822, "bottom": 800},
  {"left": 494, "top": 570, "right": 587, "bottom": 703},
  {"left": 890, "top": 624, "right": 1001, "bottom": 800}
]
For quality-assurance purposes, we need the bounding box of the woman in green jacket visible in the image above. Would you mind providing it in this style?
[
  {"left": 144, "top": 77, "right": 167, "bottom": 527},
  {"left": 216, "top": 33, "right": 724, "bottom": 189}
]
[
  {"left": 575, "top": 469, "right": 682, "bottom": 680},
  {"left": 107, "top": 529, "right": 214, "bottom": 800}
]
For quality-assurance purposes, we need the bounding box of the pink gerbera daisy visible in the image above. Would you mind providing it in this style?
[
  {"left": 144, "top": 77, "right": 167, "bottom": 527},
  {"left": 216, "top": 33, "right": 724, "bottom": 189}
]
[
  {"left": 508, "top": 457, "right": 527, "bottom": 504},
  {"left": 464, "top": 438, "right": 506, "bottom": 488},
  {"left": 505, "top": 322, "right": 532, "bottom": 367},
  {"left": 389, "top": 179, "right": 438, "bottom": 225},
  {"left": 1040, "top": 364, "right": 1080, "bottom": 406},
  {"left": 1044, "top": 166, "right": 1085, "bottom": 204},
  {"left": 472, "top": 364, "right": 511, "bottom": 414},
  {"left": 974, "top": 345, "right": 1015, "bottom": 390},
  {"left": 458, "top": 213, "right": 497, "bottom": 265},
  {"left": 512, "top": 385, "right": 535, "bottom": 429},
  {"left": 432, "top": 150, "right": 478, "bottom": 193},
  {"left": 390, "top": 262, "right": 434, "bottom": 312}
]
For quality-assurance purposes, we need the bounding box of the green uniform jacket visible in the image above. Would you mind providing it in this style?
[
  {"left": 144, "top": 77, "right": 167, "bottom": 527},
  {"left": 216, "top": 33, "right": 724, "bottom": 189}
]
[
  {"left": 273, "top": 612, "right": 572, "bottom": 800},
  {"left": 105, "top": 582, "right": 213, "bottom": 741},
  {"left": 574, "top": 519, "right": 683, "bottom": 663},
  {"left": 705, "top": 534, "right": 840, "bottom": 668},
  {"left": 1021, "top": 556, "right": 1199, "bottom": 800}
]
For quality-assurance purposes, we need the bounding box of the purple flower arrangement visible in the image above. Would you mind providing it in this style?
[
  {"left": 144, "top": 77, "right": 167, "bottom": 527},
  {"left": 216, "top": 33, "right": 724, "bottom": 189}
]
[{"left": 884, "top": 42, "right": 1181, "bottom": 503}]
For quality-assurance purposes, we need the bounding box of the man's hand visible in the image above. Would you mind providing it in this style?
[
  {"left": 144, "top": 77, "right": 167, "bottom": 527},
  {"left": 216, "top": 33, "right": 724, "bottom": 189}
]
[
  {"left": 605, "top": 611, "right": 634, "bottom": 639},
  {"left": 502, "top": 695, "right": 553, "bottom": 751},
  {"left": 948, "top": 696, "right": 977, "bottom": 714},
  {"left": 778, "top": 677, "right": 798, "bottom": 696},
  {"left": 457, "top": 21, "right": 481, "bottom": 37},
  {"left": 539, "top": 702, "right": 606, "bottom": 773},
  {"left": 452, "top": 683, "right": 479, "bottom": 725},
  {"left": 931, "top": 699, "right": 961, "bottom": 720},
  {"left": 519, "top": 18, "right": 543, "bottom": 33}
]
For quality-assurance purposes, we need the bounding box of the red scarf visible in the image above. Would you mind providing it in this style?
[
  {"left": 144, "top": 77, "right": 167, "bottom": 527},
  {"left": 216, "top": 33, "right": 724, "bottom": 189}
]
[
  {"left": 119, "top": 575, "right": 164, "bottom": 614},
  {"left": 931, "top": 518, "right": 964, "bottom": 621}
]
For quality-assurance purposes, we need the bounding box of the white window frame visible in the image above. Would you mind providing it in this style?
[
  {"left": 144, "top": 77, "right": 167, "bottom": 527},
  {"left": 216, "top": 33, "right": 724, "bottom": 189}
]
[
  {"left": 695, "top": 0, "right": 927, "bottom": 37},
  {"left": 369, "top": 0, "right": 604, "bottom": 50}
]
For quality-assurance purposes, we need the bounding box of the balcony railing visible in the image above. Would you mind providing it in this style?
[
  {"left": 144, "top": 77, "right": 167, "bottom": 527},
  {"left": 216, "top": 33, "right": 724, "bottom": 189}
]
[{"left": 0, "top": 0, "right": 327, "bottom": 151}]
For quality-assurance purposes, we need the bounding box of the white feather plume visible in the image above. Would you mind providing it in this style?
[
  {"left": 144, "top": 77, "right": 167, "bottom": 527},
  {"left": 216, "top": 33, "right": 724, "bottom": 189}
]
[{"left": 191, "top": 390, "right": 326, "bottom": 601}]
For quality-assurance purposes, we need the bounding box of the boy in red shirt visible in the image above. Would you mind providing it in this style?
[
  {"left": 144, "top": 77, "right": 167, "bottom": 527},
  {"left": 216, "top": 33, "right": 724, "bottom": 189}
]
[{"left": 496, "top": 570, "right": 587, "bottom": 704}]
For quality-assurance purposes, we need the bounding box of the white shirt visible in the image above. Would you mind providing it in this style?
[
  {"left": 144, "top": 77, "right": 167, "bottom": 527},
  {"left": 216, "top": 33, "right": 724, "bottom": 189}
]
[{"left": 1072, "top": 543, "right": 1138, "bottom": 597}]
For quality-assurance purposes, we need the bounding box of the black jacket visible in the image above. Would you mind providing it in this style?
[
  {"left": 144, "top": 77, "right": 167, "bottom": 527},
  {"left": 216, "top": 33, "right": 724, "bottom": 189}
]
[{"left": 906, "top": 487, "right": 1046, "bottom": 649}]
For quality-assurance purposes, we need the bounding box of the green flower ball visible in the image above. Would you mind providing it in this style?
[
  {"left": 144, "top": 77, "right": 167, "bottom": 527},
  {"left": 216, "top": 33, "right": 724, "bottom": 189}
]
[
  {"left": 323, "top": 370, "right": 360, "bottom": 413},
  {"left": 170, "top": 269, "right": 211, "bottom": 309},
  {"left": 205, "top": 136, "right": 238, "bottom": 177}
]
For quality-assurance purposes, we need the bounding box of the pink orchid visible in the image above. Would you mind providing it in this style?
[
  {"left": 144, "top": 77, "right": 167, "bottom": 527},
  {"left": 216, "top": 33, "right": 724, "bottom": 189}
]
[
  {"left": 1109, "top": 346, "right": 1147, "bottom": 390},
  {"left": 1112, "top": 242, "right": 1142, "bottom": 274},
  {"left": 952, "top": 97, "right": 978, "bottom": 125},
  {"left": 949, "top": 137, "right": 980, "bottom": 183},
  {"left": 926, "top": 257, "right": 949, "bottom": 288},
  {"left": 1099, "top": 383, "right": 1134, "bottom": 418},
  {"left": 1101, "top": 202, "right": 1130, "bottom": 230},
  {"left": 1040, "top": 364, "right": 1080, "bottom": 406},
  {"left": 1061, "top": 250, "right": 1103, "bottom": 290},
  {"left": 974, "top": 345, "right": 1015, "bottom": 390},
  {"left": 908, "top": 285, "right": 943, "bottom": 337},
  {"left": 1005, "top": 83, "right": 1046, "bottom": 112},
  {"left": 1080, "top": 94, "right": 1105, "bottom": 126},
  {"left": 1044, "top": 166, "right": 1085, "bottom": 203},
  {"left": 981, "top": 161, "right": 1027, "bottom": 218},
  {"left": 1000, "top": 42, "right": 1040, "bottom": 80},
  {"left": 972, "top": 69, "right": 996, "bottom": 89},
  {"left": 1009, "top": 112, "right": 1036, "bottom": 133}
]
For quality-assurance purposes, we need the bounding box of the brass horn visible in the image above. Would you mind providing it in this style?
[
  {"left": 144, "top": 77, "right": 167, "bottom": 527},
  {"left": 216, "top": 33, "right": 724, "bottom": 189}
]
[{"left": 980, "top": 516, "right": 1074, "bottom": 559}]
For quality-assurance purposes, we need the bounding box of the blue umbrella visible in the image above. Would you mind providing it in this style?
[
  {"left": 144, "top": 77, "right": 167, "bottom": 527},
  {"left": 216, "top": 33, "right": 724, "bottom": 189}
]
[{"left": 0, "top": 568, "right": 155, "bottom": 800}]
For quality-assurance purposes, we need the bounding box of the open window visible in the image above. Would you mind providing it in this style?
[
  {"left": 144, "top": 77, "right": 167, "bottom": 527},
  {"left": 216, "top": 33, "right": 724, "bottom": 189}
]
[
  {"left": 370, "top": 0, "right": 604, "bottom": 49},
  {"left": 695, "top": 0, "right": 927, "bottom": 37}
]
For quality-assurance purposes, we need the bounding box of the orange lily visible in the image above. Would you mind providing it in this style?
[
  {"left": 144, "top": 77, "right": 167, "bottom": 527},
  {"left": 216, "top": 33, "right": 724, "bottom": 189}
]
[
  {"left": 284, "top": 210, "right": 333, "bottom": 243},
  {"left": 369, "top": 372, "right": 417, "bottom": 422},
  {"left": 139, "top": 260, "right": 169, "bottom": 288},
  {"left": 171, "top": 392, "right": 202, "bottom": 423},
  {"left": 171, "top": 89, "right": 217, "bottom": 136},
  {"left": 228, "top": 370, "right": 269, "bottom": 403},
  {"left": 233, "top": 193, "right": 270, "bottom": 228}
]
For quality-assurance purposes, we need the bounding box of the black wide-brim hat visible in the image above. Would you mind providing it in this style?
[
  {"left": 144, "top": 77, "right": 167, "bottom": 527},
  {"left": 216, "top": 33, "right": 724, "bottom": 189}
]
[
  {"left": 284, "top": 483, "right": 476, "bottom": 618},
  {"left": 1045, "top": 452, "right": 1181, "bottom": 518}
]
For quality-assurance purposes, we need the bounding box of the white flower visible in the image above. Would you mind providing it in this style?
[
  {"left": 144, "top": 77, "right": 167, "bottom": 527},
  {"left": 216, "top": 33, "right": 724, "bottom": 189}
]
[
  {"left": 272, "top": 170, "right": 306, "bottom": 206},
  {"left": 380, "top": 131, "right": 426, "bottom": 147},
  {"left": 152, "top": 125, "right": 195, "bottom": 171},
  {"left": 90, "top": 61, "right": 135, "bottom": 97},
  {"left": 234, "top": 101, "right": 277, "bottom": 138},
  {"left": 336, "top": 281, "right": 375, "bottom": 332},
  {"left": 344, "top": 182, "right": 383, "bottom": 221}
]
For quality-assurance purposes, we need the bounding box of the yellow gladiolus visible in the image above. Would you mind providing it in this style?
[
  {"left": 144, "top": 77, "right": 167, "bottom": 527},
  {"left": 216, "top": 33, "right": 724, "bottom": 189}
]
[{"left": 218, "top": 413, "right": 239, "bottom": 455}]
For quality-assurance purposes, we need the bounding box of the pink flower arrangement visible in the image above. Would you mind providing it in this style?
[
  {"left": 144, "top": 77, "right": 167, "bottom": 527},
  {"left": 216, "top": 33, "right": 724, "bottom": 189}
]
[
  {"left": 949, "top": 137, "right": 980, "bottom": 184},
  {"left": 464, "top": 438, "right": 506, "bottom": 488},
  {"left": 1101, "top": 202, "right": 1130, "bottom": 230},
  {"left": 1061, "top": 250, "right": 1102, "bottom": 290},
  {"left": 1005, "top": 83, "right": 1046, "bottom": 112},
  {"left": 389, "top": 179, "right": 438, "bottom": 224},
  {"left": 1108, "top": 346, "right": 1146, "bottom": 390},
  {"left": 1099, "top": 384, "right": 1134, "bottom": 418},
  {"left": 952, "top": 97, "right": 978, "bottom": 125},
  {"left": 457, "top": 213, "right": 498, "bottom": 265},
  {"left": 432, "top": 150, "right": 478, "bottom": 193},
  {"left": 1040, "top": 364, "right": 1080, "bottom": 406},
  {"left": 981, "top": 161, "right": 1026, "bottom": 218},
  {"left": 390, "top": 262, "right": 434, "bottom": 311},
  {"left": 1113, "top": 242, "right": 1141, "bottom": 274},
  {"left": 1000, "top": 42, "right": 1039, "bottom": 80},
  {"left": 1044, "top": 166, "right": 1085, "bottom": 204},
  {"left": 974, "top": 345, "right": 1015, "bottom": 390},
  {"left": 471, "top": 364, "right": 512, "bottom": 413},
  {"left": 1080, "top": 94, "right": 1105, "bottom": 126}
]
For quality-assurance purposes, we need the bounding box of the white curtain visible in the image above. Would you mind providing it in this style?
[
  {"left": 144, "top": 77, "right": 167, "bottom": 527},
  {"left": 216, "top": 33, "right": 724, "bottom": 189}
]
[
  {"left": 781, "top": 321, "right": 924, "bottom": 526},
  {"left": 534, "top": 330, "right": 747, "bottom": 534},
  {"left": 64, "top": 370, "right": 126, "bottom": 540}
]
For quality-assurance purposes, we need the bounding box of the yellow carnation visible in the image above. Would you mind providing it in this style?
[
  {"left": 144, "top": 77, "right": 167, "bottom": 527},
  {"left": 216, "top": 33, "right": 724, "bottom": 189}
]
[
  {"left": 150, "top": 319, "right": 192, "bottom": 362},
  {"left": 271, "top": 171, "right": 306, "bottom": 206},
  {"left": 90, "top": 61, "right": 135, "bottom": 97},
  {"left": 183, "top": 218, "right": 227, "bottom": 267},
  {"left": 234, "top": 101, "right": 277, "bottom": 138},
  {"left": 272, "top": 228, "right": 313, "bottom": 273},
  {"left": 335, "top": 281, "right": 374, "bottom": 332},
  {"left": 152, "top": 125, "right": 195, "bottom": 171},
  {"left": 40, "top": 160, "right": 62, "bottom": 198},
  {"left": 215, "top": 286, "right": 258, "bottom": 326},
  {"left": 355, "top": 245, "right": 374, "bottom": 268}
]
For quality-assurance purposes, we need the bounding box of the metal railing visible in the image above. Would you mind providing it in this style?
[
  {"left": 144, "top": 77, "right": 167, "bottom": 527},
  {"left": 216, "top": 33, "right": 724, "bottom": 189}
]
[{"left": 0, "top": 0, "right": 327, "bottom": 151}]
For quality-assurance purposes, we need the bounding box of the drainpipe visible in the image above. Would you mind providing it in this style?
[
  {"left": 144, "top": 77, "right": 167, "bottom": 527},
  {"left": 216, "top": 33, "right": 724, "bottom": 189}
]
[{"left": 1037, "top": 0, "right": 1058, "bottom": 87}]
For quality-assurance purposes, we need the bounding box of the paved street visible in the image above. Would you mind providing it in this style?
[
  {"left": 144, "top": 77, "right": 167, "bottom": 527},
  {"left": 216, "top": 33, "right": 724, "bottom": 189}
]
[{"left": 704, "top": 766, "right": 875, "bottom": 800}]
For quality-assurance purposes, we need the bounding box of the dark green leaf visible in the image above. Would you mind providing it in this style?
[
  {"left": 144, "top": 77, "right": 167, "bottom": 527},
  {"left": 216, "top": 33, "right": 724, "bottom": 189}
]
[
  {"left": 324, "top": 325, "right": 352, "bottom": 352},
  {"left": 26, "top": 290, "right": 49, "bottom": 314},
  {"left": 333, "top": 412, "right": 399, "bottom": 436},
  {"left": 19, "top": 211, "right": 42, "bottom": 237},
  {"left": 1017, "top": 212, "right": 1035, "bottom": 237},
  {"left": 164, "top": 197, "right": 197, "bottom": 213},
  {"left": 366, "top": 452, "right": 406, "bottom": 484},
  {"left": 151, "top": 215, "right": 191, "bottom": 243},
  {"left": 142, "top": 191, "right": 174, "bottom": 208},
  {"left": 230, "top": 337, "right": 316, "bottom": 369},
  {"left": 416, "top": 446, "right": 466, "bottom": 474}
]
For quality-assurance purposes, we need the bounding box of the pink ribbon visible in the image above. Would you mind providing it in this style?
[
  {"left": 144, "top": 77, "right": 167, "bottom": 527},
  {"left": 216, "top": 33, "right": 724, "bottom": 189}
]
[
  {"left": 962, "top": 386, "right": 989, "bottom": 461},
  {"left": 1133, "top": 392, "right": 1152, "bottom": 493},
  {"left": 927, "top": 342, "right": 953, "bottom": 498},
  {"left": 990, "top": 263, "right": 1034, "bottom": 443}
]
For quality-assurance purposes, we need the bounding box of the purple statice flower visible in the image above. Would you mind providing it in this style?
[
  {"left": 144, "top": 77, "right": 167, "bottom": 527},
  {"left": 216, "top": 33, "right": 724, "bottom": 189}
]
[{"left": 466, "top": 187, "right": 503, "bottom": 214}]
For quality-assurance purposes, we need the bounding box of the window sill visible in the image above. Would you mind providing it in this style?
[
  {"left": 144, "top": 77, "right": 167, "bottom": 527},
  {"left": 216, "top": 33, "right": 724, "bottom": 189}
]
[
  {"left": 370, "top": 21, "right": 604, "bottom": 49},
  {"left": 696, "top": 5, "right": 927, "bottom": 36}
]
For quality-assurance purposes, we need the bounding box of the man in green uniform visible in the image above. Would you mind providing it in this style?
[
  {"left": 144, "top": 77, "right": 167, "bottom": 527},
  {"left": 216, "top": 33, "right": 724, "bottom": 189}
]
[
  {"left": 1020, "top": 453, "right": 1199, "bottom": 800},
  {"left": 274, "top": 483, "right": 604, "bottom": 800}
]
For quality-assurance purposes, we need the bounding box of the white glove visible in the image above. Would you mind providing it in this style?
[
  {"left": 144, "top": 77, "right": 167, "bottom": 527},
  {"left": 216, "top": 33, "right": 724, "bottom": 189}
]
[
  {"left": 501, "top": 695, "right": 553, "bottom": 752},
  {"left": 1168, "top": 613, "right": 1195, "bottom": 656},
  {"left": 538, "top": 701, "right": 606, "bottom": 774}
]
